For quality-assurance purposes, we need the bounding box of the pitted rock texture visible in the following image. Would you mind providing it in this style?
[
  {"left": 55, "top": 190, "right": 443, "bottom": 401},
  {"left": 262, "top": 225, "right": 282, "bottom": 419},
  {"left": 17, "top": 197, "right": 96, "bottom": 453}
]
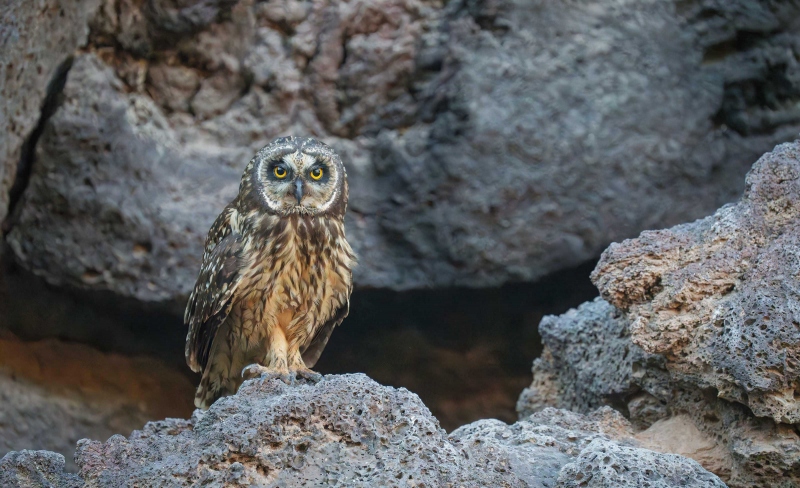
[
  {"left": 516, "top": 298, "right": 670, "bottom": 425},
  {"left": 5, "top": 0, "right": 800, "bottom": 301},
  {"left": 74, "top": 374, "right": 516, "bottom": 487},
  {"left": 593, "top": 140, "right": 800, "bottom": 426},
  {"left": 450, "top": 406, "right": 639, "bottom": 487},
  {"left": 0, "top": 450, "right": 81, "bottom": 488},
  {"left": 1, "top": 374, "right": 726, "bottom": 487},
  {"left": 556, "top": 438, "right": 727, "bottom": 488},
  {"left": 0, "top": 0, "right": 100, "bottom": 224},
  {"left": 519, "top": 297, "right": 800, "bottom": 486}
]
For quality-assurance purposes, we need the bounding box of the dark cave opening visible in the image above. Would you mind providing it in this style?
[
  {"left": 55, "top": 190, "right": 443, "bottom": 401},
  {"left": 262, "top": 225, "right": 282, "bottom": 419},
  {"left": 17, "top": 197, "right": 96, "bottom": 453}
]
[{"left": 0, "top": 253, "right": 598, "bottom": 431}]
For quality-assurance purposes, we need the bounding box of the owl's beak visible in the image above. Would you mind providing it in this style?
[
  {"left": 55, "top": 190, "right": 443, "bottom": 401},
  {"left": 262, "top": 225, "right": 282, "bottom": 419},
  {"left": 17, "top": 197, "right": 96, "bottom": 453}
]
[{"left": 292, "top": 179, "right": 304, "bottom": 205}]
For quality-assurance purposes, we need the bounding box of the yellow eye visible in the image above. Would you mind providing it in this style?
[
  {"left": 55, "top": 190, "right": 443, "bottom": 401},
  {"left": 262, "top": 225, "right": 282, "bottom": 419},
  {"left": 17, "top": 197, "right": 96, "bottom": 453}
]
[
  {"left": 273, "top": 166, "right": 287, "bottom": 179},
  {"left": 309, "top": 168, "right": 323, "bottom": 180}
]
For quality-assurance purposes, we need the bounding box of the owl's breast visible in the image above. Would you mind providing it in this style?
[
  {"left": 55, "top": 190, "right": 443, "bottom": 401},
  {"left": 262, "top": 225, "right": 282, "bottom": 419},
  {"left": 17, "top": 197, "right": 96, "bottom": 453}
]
[{"left": 242, "top": 216, "right": 354, "bottom": 344}]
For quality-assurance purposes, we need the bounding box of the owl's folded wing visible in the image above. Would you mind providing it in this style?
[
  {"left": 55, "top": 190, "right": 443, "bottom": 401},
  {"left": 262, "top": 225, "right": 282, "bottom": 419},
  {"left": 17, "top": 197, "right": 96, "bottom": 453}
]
[
  {"left": 301, "top": 296, "right": 351, "bottom": 368},
  {"left": 184, "top": 232, "right": 247, "bottom": 373}
]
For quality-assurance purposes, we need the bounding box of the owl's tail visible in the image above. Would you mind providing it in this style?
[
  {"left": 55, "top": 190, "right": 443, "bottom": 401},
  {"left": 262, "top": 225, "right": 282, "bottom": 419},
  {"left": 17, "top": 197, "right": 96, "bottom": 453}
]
[{"left": 194, "top": 363, "right": 243, "bottom": 409}]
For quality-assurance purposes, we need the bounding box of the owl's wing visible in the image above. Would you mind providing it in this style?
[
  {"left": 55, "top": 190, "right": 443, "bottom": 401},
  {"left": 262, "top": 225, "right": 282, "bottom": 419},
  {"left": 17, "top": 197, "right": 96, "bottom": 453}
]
[
  {"left": 301, "top": 297, "right": 351, "bottom": 368},
  {"left": 185, "top": 228, "right": 247, "bottom": 373}
]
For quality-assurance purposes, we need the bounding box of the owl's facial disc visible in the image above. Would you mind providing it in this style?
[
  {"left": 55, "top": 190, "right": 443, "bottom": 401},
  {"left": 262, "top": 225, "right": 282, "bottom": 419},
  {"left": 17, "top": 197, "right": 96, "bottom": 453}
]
[{"left": 256, "top": 149, "right": 340, "bottom": 215}]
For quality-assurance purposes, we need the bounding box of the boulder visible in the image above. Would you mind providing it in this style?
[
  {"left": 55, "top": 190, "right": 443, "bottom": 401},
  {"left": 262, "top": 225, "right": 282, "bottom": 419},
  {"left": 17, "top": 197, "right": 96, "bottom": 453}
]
[
  {"left": 0, "top": 450, "right": 81, "bottom": 488},
  {"left": 593, "top": 140, "right": 800, "bottom": 425},
  {"left": 520, "top": 139, "right": 800, "bottom": 487},
  {"left": 6, "top": 0, "right": 800, "bottom": 301},
  {"left": 518, "top": 297, "right": 800, "bottom": 486},
  {"left": 1, "top": 373, "right": 726, "bottom": 487}
]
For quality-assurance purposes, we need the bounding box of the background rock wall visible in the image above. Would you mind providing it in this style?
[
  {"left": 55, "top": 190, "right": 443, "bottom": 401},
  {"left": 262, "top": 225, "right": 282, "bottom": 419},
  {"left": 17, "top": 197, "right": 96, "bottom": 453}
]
[
  {"left": 3, "top": 0, "right": 800, "bottom": 303},
  {"left": 0, "top": 332, "right": 194, "bottom": 472}
]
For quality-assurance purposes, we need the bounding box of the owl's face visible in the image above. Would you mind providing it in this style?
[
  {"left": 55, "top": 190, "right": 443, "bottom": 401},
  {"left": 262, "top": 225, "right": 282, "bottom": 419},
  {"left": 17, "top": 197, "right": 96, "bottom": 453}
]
[{"left": 245, "top": 137, "right": 347, "bottom": 217}]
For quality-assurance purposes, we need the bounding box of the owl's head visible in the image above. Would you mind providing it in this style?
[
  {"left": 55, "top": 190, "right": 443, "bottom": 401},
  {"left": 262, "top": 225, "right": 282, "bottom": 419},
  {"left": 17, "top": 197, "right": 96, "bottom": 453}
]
[{"left": 242, "top": 136, "right": 348, "bottom": 217}]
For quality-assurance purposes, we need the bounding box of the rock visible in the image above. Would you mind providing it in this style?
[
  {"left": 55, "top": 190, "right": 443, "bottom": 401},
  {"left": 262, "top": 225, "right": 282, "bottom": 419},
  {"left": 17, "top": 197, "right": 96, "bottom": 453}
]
[
  {"left": 0, "top": 450, "right": 81, "bottom": 488},
  {"left": 6, "top": 0, "right": 800, "bottom": 300},
  {"left": 6, "top": 53, "right": 232, "bottom": 302},
  {"left": 520, "top": 140, "right": 800, "bottom": 487},
  {"left": 593, "top": 140, "right": 800, "bottom": 425},
  {"left": 0, "top": 334, "right": 194, "bottom": 472},
  {"left": 0, "top": 0, "right": 100, "bottom": 225},
  {"left": 517, "top": 300, "right": 800, "bottom": 487},
  {"left": 556, "top": 438, "right": 727, "bottom": 488},
  {"left": 516, "top": 298, "right": 669, "bottom": 422},
  {"left": 520, "top": 298, "right": 800, "bottom": 486},
  {"left": 634, "top": 415, "right": 732, "bottom": 480},
  {"left": 74, "top": 374, "right": 514, "bottom": 487},
  {"left": 0, "top": 373, "right": 722, "bottom": 487},
  {"left": 450, "top": 406, "right": 639, "bottom": 487}
]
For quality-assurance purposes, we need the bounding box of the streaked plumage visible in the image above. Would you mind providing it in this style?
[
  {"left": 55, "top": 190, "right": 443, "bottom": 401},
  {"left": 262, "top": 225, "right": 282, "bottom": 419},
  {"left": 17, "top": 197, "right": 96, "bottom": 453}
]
[{"left": 185, "top": 136, "right": 356, "bottom": 409}]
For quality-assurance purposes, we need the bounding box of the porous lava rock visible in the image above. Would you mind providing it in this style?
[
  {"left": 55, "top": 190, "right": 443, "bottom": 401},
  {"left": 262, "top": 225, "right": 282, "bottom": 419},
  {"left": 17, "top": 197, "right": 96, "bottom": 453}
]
[
  {"left": 520, "top": 139, "right": 800, "bottom": 487},
  {"left": 2, "top": 374, "right": 725, "bottom": 487},
  {"left": 593, "top": 140, "right": 800, "bottom": 425}
]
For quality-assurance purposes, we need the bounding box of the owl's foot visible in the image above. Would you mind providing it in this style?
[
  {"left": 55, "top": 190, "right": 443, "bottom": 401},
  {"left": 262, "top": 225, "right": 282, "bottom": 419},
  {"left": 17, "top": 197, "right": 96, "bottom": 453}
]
[
  {"left": 292, "top": 367, "right": 323, "bottom": 384},
  {"left": 241, "top": 364, "right": 322, "bottom": 385},
  {"left": 241, "top": 364, "right": 292, "bottom": 385}
]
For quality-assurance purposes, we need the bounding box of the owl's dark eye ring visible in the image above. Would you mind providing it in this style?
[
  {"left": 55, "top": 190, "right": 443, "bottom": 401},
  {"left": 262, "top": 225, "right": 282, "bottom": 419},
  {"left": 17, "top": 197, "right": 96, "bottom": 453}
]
[
  {"left": 309, "top": 168, "right": 324, "bottom": 180},
  {"left": 274, "top": 166, "right": 288, "bottom": 179}
]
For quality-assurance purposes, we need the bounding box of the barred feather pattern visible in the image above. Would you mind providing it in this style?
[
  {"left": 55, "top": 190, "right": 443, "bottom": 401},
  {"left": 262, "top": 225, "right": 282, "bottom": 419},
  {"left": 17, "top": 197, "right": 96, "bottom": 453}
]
[{"left": 184, "top": 137, "right": 356, "bottom": 409}]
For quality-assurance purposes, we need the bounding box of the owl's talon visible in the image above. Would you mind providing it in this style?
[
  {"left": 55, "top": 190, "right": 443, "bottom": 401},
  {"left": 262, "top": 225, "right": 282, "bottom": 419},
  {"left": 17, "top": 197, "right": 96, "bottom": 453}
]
[
  {"left": 294, "top": 368, "right": 323, "bottom": 383},
  {"left": 242, "top": 364, "right": 290, "bottom": 384}
]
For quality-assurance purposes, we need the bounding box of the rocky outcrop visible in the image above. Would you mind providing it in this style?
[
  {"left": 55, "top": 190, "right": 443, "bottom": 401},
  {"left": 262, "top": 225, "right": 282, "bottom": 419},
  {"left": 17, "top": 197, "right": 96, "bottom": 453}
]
[
  {"left": 1, "top": 373, "right": 724, "bottom": 487},
  {"left": 0, "top": 334, "right": 194, "bottom": 472},
  {"left": 0, "top": 0, "right": 100, "bottom": 225},
  {"left": 5, "top": 0, "right": 800, "bottom": 301},
  {"left": 520, "top": 140, "right": 800, "bottom": 487},
  {"left": 594, "top": 140, "right": 800, "bottom": 426}
]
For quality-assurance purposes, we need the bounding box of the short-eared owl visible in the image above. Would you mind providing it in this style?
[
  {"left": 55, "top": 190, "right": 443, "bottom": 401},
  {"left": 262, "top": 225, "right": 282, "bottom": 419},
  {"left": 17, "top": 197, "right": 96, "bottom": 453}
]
[{"left": 185, "top": 136, "right": 356, "bottom": 409}]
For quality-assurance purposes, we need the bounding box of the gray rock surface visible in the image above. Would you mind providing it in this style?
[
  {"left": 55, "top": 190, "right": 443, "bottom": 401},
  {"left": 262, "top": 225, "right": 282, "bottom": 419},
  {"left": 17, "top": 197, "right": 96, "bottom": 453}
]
[
  {"left": 5, "top": 0, "right": 800, "bottom": 301},
  {"left": 556, "top": 438, "right": 727, "bottom": 488},
  {"left": 0, "top": 0, "right": 100, "bottom": 224},
  {"left": 0, "top": 373, "right": 727, "bottom": 487},
  {"left": 0, "top": 450, "right": 81, "bottom": 488},
  {"left": 520, "top": 299, "right": 800, "bottom": 488},
  {"left": 517, "top": 298, "right": 669, "bottom": 424}
]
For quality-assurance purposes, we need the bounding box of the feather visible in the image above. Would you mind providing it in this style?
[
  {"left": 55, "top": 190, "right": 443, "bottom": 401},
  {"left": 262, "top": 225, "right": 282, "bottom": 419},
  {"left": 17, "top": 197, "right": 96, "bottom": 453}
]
[
  {"left": 301, "top": 298, "right": 350, "bottom": 368},
  {"left": 185, "top": 206, "right": 247, "bottom": 372}
]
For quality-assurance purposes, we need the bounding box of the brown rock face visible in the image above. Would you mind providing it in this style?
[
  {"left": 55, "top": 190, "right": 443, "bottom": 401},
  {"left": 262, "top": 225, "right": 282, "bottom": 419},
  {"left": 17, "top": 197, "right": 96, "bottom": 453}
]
[
  {"left": 520, "top": 140, "right": 800, "bottom": 486},
  {"left": 593, "top": 141, "right": 800, "bottom": 425},
  {"left": 0, "top": 334, "right": 194, "bottom": 472}
]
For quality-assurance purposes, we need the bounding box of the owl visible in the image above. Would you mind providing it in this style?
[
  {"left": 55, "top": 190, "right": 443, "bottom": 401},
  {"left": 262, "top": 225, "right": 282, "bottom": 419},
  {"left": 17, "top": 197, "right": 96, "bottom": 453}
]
[{"left": 184, "top": 136, "right": 356, "bottom": 409}]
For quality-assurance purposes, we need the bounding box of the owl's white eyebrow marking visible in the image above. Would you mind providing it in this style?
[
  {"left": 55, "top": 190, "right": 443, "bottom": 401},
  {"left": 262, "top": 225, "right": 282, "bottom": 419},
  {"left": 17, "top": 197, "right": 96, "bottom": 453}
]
[
  {"left": 255, "top": 156, "right": 284, "bottom": 211},
  {"left": 281, "top": 153, "right": 300, "bottom": 170}
]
